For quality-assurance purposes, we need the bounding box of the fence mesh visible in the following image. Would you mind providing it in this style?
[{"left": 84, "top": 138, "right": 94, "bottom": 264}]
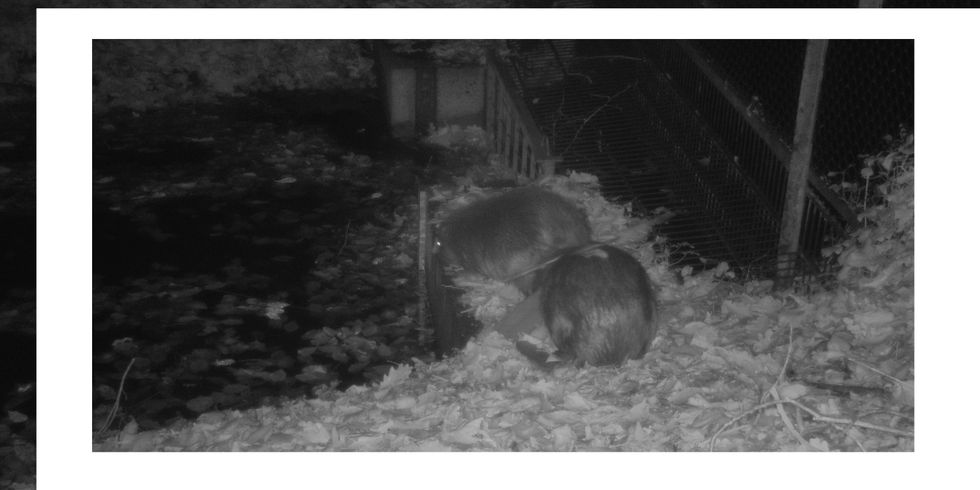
[
  {"left": 502, "top": 39, "right": 911, "bottom": 284},
  {"left": 697, "top": 39, "right": 912, "bottom": 178},
  {"left": 814, "top": 40, "right": 914, "bottom": 179}
]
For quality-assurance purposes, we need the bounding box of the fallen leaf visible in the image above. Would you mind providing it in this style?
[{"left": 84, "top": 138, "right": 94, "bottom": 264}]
[
  {"left": 891, "top": 379, "right": 914, "bottom": 407},
  {"left": 777, "top": 383, "right": 809, "bottom": 400},
  {"left": 443, "top": 417, "right": 486, "bottom": 446}
]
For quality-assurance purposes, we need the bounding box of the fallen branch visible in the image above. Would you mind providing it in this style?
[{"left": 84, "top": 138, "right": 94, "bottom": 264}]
[
  {"left": 97, "top": 357, "right": 136, "bottom": 436},
  {"left": 337, "top": 220, "right": 352, "bottom": 256},
  {"left": 769, "top": 386, "right": 816, "bottom": 450},
  {"left": 709, "top": 396, "right": 913, "bottom": 451},
  {"left": 782, "top": 398, "right": 913, "bottom": 439}
]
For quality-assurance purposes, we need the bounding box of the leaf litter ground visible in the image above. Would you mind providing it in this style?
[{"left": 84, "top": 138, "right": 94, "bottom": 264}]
[
  {"left": 94, "top": 111, "right": 913, "bottom": 451},
  {"left": 92, "top": 96, "right": 437, "bottom": 432}
]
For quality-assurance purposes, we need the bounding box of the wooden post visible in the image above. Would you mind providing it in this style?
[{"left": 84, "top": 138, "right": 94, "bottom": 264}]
[
  {"left": 415, "top": 65, "right": 437, "bottom": 137},
  {"left": 417, "top": 190, "right": 428, "bottom": 343},
  {"left": 674, "top": 40, "right": 857, "bottom": 230},
  {"left": 779, "top": 39, "right": 829, "bottom": 283}
]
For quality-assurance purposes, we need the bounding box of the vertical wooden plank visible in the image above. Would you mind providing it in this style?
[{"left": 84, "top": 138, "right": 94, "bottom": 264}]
[
  {"left": 779, "top": 39, "right": 829, "bottom": 280},
  {"left": 496, "top": 78, "right": 505, "bottom": 156},
  {"left": 417, "top": 190, "right": 428, "bottom": 344},
  {"left": 510, "top": 115, "right": 519, "bottom": 174},
  {"left": 415, "top": 64, "right": 437, "bottom": 137},
  {"left": 486, "top": 65, "right": 496, "bottom": 148},
  {"left": 517, "top": 128, "right": 526, "bottom": 178},
  {"left": 483, "top": 63, "right": 491, "bottom": 137},
  {"left": 502, "top": 110, "right": 513, "bottom": 171}
]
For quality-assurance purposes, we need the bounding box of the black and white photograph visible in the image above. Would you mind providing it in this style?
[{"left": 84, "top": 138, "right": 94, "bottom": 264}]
[
  {"left": 82, "top": 38, "right": 916, "bottom": 454},
  {"left": 6, "top": 2, "right": 980, "bottom": 489}
]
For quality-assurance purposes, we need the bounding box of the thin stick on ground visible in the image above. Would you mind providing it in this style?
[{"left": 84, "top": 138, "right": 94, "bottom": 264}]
[
  {"left": 418, "top": 190, "right": 428, "bottom": 343},
  {"left": 761, "top": 312, "right": 796, "bottom": 404},
  {"left": 768, "top": 386, "right": 815, "bottom": 450},
  {"left": 710, "top": 312, "right": 912, "bottom": 450},
  {"left": 98, "top": 357, "right": 136, "bottom": 436},
  {"left": 754, "top": 311, "right": 814, "bottom": 449},
  {"left": 337, "top": 220, "right": 352, "bottom": 257},
  {"left": 708, "top": 396, "right": 913, "bottom": 451}
]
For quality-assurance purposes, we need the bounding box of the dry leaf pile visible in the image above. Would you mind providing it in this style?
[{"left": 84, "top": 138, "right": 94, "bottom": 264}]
[{"left": 97, "top": 141, "right": 914, "bottom": 451}]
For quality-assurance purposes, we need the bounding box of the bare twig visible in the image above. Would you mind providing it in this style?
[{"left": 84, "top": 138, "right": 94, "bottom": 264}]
[
  {"left": 711, "top": 314, "right": 911, "bottom": 450},
  {"left": 845, "top": 430, "right": 868, "bottom": 452},
  {"left": 783, "top": 398, "right": 913, "bottom": 438},
  {"left": 710, "top": 399, "right": 783, "bottom": 451},
  {"left": 761, "top": 308, "right": 796, "bottom": 404},
  {"left": 504, "top": 242, "right": 605, "bottom": 284},
  {"left": 741, "top": 310, "right": 814, "bottom": 450},
  {"left": 98, "top": 357, "right": 136, "bottom": 435},
  {"left": 559, "top": 82, "right": 637, "bottom": 155},
  {"left": 769, "top": 386, "right": 815, "bottom": 450},
  {"left": 846, "top": 357, "right": 902, "bottom": 384},
  {"left": 709, "top": 396, "right": 913, "bottom": 451},
  {"left": 337, "top": 220, "right": 352, "bottom": 256}
]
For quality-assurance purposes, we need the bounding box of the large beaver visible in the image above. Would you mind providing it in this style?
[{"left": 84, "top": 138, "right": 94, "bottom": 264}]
[
  {"left": 533, "top": 244, "right": 656, "bottom": 366},
  {"left": 437, "top": 187, "right": 592, "bottom": 292}
]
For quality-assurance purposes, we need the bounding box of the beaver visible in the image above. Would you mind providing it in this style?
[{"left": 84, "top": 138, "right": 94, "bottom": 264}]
[
  {"left": 437, "top": 187, "right": 592, "bottom": 292},
  {"left": 532, "top": 244, "right": 656, "bottom": 366}
]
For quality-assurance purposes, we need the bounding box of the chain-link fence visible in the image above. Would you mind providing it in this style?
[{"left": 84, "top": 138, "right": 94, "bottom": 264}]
[
  {"left": 814, "top": 40, "right": 914, "bottom": 179},
  {"left": 697, "top": 40, "right": 913, "bottom": 180},
  {"left": 502, "top": 39, "right": 911, "bottom": 286}
]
